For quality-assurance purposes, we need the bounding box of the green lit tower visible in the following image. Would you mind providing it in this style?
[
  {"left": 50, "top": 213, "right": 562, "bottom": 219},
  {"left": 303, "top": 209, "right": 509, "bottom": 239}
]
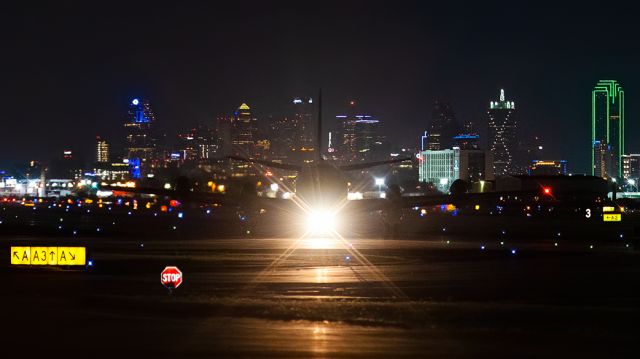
[{"left": 592, "top": 80, "right": 624, "bottom": 179}]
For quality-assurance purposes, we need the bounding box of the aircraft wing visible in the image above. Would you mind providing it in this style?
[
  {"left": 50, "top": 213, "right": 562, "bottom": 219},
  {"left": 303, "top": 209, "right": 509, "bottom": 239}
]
[
  {"left": 228, "top": 156, "right": 302, "bottom": 172},
  {"left": 108, "top": 186, "right": 176, "bottom": 197},
  {"left": 106, "top": 186, "right": 227, "bottom": 203},
  {"left": 338, "top": 157, "right": 413, "bottom": 171},
  {"left": 343, "top": 194, "right": 452, "bottom": 212},
  {"left": 343, "top": 190, "right": 554, "bottom": 213}
]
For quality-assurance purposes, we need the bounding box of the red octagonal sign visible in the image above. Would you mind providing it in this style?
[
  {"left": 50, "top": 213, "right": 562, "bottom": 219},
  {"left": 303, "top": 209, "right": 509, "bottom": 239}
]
[{"left": 161, "top": 266, "right": 183, "bottom": 289}]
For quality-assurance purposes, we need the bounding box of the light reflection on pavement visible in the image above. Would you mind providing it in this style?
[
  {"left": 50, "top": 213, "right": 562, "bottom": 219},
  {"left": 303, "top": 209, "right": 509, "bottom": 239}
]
[{"left": 2, "top": 236, "right": 640, "bottom": 357}]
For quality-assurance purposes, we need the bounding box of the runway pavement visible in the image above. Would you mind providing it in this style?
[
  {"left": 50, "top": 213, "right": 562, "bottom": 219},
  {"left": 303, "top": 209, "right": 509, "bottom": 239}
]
[{"left": 2, "top": 235, "right": 640, "bottom": 358}]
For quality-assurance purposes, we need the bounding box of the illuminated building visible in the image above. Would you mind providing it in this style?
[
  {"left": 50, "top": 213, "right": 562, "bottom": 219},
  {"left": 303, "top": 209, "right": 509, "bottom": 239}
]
[
  {"left": 592, "top": 80, "right": 624, "bottom": 179},
  {"left": 454, "top": 119, "right": 479, "bottom": 150},
  {"left": 426, "top": 101, "right": 459, "bottom": 150},
  {"left": 124, "top": 98, "right": 157, "bottom": 178},
  {"left": 514, "top": 135, "right": 544, "bottom": 174},
  {"left": 231, "top": 103, "right": 258, "bottom": 176},
  {"left": 232, "top": 103, "right": 257, "bottom": 157},
  {"left": 266, "top": 98, "right": 316, "bottom": 165},
  {"left": 388, "top": 149, "right": 417, "bottom": 185},
  {"left": 418, "top": 143, "right": 493, "bottom": 192},
  {"left": 49, "top": 151, "right": 82, "bottom": 180},
  {"left": 44, "top": 179, "right": 75, "bottom": 197},
  {"left": 528, "top": 160, "right": 567, "bottom": 176},
  {"left": 292, "top": 97, "right": 315, "bottom": 163},
  {"left": 215, "top": 116, "right": 233, "bottom": 156},
  {"left": 176, "top": 131, "right": 198, "bottom": 162},
  {"left": 622, "top": 154, "right": 640, "bottom": 180},
  {"left": 336, "top": 100, "right": 385, "bottom": 163},
  {"left": 454, "top": 134, "right": 480, "bottom": 150},
  {"left": 177, "top": 124, "right": 216, "bottom": 162},
  {"left": 94, "top": 161, "right": 129, "bottom": 181},
  {"left": 96, "top": 136, "right": 109, "bottom": 163},
  {"left": 268, "top": 115, "right": 296, "bottom": 161},
  {"left": 460, "top": 149, "right": 494, "bottom": 183},
  {"left": 418, "top": 148, "right": 460, "bottom": 192},
  {"left": 255, "top": 139, "right": 271, "bottom": 159},
  {"left": 487, "top": 89, "right": 517, "bottom": 176}
]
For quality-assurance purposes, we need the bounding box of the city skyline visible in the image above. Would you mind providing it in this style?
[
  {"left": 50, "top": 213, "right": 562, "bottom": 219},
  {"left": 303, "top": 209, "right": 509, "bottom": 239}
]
[{"left": 2, "top": 2, "right": 640, "bottom": 173}]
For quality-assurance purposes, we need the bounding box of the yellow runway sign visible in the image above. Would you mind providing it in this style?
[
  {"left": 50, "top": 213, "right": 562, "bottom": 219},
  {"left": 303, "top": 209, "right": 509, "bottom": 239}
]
[
  {"left": 603, "top": 214, "right": 622, "bottom": 222},
  {"left": 10, "top": 247, "right": 86, "bottom": 266}
]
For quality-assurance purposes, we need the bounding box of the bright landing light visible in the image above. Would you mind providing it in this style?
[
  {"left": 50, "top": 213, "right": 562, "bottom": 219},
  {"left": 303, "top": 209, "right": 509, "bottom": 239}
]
[{"left": 305, "top": 209, "right": 337, "bottom": 235}]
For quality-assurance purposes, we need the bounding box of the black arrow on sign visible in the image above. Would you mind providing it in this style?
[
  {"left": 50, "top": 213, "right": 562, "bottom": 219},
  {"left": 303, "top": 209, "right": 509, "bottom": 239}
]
[
  {"left": 70, "top": 252, "right": 76, "bottom": 260},
  {"left": 13, "top": 252, "right": 19, "bottom": 260}
]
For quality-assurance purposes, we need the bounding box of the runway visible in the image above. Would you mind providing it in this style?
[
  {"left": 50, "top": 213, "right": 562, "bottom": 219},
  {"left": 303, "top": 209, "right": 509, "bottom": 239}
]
[{"left": 2, "top": 235, "right": 639, "bottom": 357}]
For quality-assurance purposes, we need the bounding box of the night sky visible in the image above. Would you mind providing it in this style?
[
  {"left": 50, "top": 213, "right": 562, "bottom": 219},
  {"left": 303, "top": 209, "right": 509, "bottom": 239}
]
[{"left": 1, "top": 1, "right": 639, "bottom": 172}]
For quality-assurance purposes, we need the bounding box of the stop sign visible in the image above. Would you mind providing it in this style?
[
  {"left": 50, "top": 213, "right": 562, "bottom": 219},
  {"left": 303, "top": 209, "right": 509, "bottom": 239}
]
[{"left": 161, "top": 266, "right": 183, "bottom": 289}]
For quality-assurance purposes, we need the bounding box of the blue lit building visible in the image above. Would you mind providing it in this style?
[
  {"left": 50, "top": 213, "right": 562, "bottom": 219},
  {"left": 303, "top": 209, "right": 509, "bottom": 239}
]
[{"left": 124, "top": 98, "right": 157, "bottom": 177}]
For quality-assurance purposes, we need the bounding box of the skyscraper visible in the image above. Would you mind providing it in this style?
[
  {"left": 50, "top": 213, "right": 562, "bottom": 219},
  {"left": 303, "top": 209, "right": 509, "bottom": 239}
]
[
  {"left": 232, "top": 103, "right": 257, "bottom": 157},
  {"left": 426, "top": 101, "right": 459, "bottom": 150},
  {"left": 292, "top": 97, "right": 315, "bottom": 164},
  {"left": 336, "top": 100, "right": 385, "bottom": 163},
  {"left": 177, "top": 124, "right": 216, "bottom": 162},
  {"left": 622, "top": 154, "right": 640, "bottom": 181},
  {"left": 487, "top": 89, "right": 517, "bottom": 176},
  {"left": 231, "top": 103, "right": 258, "bottom": 176},
  {"left": 454, "top": 119, "right": 479, "bottom": 150},
  {"left": 267, "top": 115, "right": 296, "bottom": 161},
  {"left": 124, "top": 98, "right": 157, "bottom": 178},
  {"left": 418, "top": 148, "right": 460, "bottom": 192},
  {"left": 96, "top": 136, "right": 109, "bottom": 163},
  {"left": 592, "top": 80, "right": 624, "bottom": 179},
  {"left": 215, "top": 115, "right": 233, "bottom": 157}
]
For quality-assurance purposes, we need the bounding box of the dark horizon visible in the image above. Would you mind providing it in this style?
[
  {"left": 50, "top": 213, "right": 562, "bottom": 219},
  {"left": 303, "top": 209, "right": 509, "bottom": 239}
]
[{"left": 2, "top": 1, "right": 640, "bottom": 172}]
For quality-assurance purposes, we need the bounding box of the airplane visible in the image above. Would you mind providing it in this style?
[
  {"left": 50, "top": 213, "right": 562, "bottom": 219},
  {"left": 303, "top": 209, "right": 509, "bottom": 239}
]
[
  {"left": 106, "top": 92, "right": 610, "bottom": 237},
  {"left": 105, "top": 92, "right": 419, "bottom": 233},
  {"left": 225, "top": 91, "right": 415, "bottom": 233}
]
